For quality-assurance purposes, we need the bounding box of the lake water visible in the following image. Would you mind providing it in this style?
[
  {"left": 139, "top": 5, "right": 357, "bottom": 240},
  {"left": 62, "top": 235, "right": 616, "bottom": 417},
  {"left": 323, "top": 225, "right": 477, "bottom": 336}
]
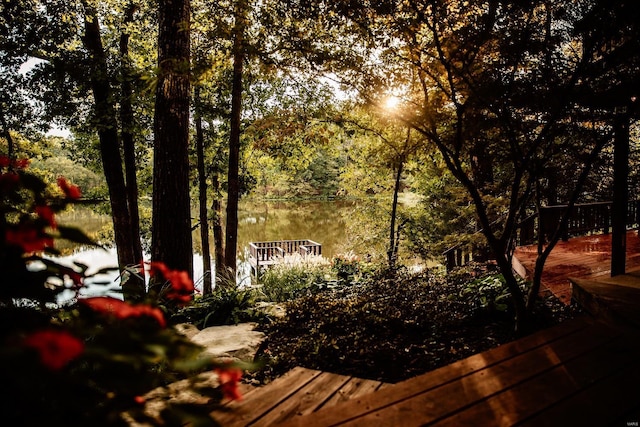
[
  {"left": 52, "top": 199, "right": 394, "bottom": 298},
  {"left": 236, "top": 199, "right": 364, "bottom": 260}
]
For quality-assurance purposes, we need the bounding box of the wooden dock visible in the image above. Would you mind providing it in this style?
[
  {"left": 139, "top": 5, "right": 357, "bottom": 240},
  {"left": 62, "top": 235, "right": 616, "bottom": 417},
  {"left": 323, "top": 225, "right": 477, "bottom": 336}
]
[{"left": 248, "top": 239, "right": 322, "bottom": 277}]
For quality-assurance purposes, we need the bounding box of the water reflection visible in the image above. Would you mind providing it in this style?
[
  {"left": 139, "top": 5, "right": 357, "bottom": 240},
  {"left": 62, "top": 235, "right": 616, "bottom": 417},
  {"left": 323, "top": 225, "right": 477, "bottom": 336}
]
[
  {"left": 51, "top": 199, "right": 387, "bottom": 294},
  {"left": 237, "top": 199, "right": 361, "bottom": 260}
]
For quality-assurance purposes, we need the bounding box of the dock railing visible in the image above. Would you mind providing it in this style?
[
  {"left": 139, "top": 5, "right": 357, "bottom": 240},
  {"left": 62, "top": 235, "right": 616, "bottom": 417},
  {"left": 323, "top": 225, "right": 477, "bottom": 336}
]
[{"left": 249, "top": 239, "right": 322, "bottom": 277}]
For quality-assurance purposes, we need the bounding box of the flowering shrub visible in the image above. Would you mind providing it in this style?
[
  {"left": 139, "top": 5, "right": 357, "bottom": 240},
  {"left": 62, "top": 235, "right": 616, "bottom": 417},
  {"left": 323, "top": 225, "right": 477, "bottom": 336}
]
[{"left": 0, "top": 157, "right": 244, "bottom": 426}]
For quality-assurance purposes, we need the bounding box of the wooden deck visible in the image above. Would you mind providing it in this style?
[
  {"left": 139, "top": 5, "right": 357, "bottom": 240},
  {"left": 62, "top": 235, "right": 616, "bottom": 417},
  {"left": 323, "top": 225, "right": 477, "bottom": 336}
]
[
  {"left": 513, "top": 230, "right": 640, "bottom": 304},
  {"left": 276, "top": 315, "right": 640, "bottom": 426},
  {"left": 572, "top": 267, "right": 640, "bottom": 330},
  {"left": 211, "top": 367, "right": 389, "bottom": 426},
  {"left": 211, "top": 230, "right": 640, "bottom": 426}
]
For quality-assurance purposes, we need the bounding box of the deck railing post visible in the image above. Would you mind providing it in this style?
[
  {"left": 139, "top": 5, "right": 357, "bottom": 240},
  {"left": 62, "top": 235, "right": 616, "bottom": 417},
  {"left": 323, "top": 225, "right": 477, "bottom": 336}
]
[{"left": 455, "top": 248, "right": 462, "bottom": 267}]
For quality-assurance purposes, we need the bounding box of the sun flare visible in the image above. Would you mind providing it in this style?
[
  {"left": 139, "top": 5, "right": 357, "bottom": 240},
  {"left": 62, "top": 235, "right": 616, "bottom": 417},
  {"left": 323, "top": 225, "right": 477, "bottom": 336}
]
[{"left": 384, "top": 95, "right": 401, "bottom": 110}]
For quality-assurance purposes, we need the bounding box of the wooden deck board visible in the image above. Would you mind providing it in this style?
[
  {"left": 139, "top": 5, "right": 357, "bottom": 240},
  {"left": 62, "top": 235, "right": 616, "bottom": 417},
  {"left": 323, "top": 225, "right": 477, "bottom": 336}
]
[
  {"left": 318, "top": 377, "right": 385, "bottom": 409},
  {"left": 211, "top": 367, "right": 387, "bottom": 426},
  {"left": 278, "top": 318, "right": 640, "bottom": 427},
  {"left": 517, "top": 364, "right": 640, "bottom": 427},
  {"left": 252, "top": 372, "right": 352, "bottom": 426},
  {"left": 572, "top": 273, "right": 640, "bottom": 329},
  {"left": 513, "top": 230, "right": 640, "bottom": 304},
  {"left": 432, "top": 333, "right": 640, "bottom": 426},
  {"left": 214, "top": 366, "right": 323, "bottom": 426}
]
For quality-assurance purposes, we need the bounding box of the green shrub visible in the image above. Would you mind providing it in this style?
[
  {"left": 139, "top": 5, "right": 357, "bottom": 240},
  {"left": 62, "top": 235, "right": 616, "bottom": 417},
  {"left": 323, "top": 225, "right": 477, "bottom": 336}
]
[
  {"left": 458, "top": 273, "right": 520, "bottom": 314},
  {"left": 257, "top": 261, "right": 334, "bottom": 302},
  {"left": 448, "top": 264, "right": 529, "bottom": 318},
  {"left": 253, "top": 264, "right": 580, "bottom": 384},
  {"left": 256, "top": 267, "right": 499, "bottom": 383},
  {"left": 331, "top": 252, "right": 362, "bottom": 285},
  {"left": 170, "top": 286, "right": 266, "bottom": 328}
]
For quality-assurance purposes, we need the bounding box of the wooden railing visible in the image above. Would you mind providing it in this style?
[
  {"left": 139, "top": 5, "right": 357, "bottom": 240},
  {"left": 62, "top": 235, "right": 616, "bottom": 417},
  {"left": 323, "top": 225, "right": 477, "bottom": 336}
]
[
  {"left": 249, "top": 242, "right": 285, "bottom": 264},
  {"left": 299, "top": 242, "right": 322, "bottom": 257},
  {"left": 444, "top": 199, "right": 640, "bottom": 272},
  {"left": 249, "top": 239, "right": 322, "bottom": 277},
  {"left": 518, "top": 199, "right": 640, "bottom": 246},
  {"left": 443, "top": 244, "right": 474, "bottom": 272}
]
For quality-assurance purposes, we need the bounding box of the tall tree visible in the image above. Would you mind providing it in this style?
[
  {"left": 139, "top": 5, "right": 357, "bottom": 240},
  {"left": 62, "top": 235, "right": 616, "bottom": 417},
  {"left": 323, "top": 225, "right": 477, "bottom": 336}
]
[
  {"left": 118, "top": 2, "right": 144, "bottom": 292},
  {"left": 194, "top": 86, "right": 212, "bottom": 294},
  {"left": 223, "top": 0, "right": 247, "bottom": 280},
  {"left": 337, "top": 104, "right": 424, "bottom": 266},
  {"left": 81, "top": 1, "right": 144, "bottom": 299},
  {"left": 3, "top": 0, "right": 153, "bottom": 298},
  {"left": 151, "top": 0, "right": 193, "bottom": 280}
]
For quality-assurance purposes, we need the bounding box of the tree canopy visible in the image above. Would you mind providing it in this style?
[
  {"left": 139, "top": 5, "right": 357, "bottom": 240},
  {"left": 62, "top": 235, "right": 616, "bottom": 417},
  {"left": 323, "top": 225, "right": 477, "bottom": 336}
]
[{"left": 1, "top": 0, "right": 639, "bottom": 328}]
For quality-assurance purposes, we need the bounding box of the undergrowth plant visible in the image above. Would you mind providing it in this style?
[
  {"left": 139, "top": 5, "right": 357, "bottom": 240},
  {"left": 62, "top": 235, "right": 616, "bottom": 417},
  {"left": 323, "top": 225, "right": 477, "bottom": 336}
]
[
  {"left": 254, "top": 264, "right": 579, "bottom": 384},
  {"left": 257, "top": 257, "right": 333, "bottom": 302},
  {"left": 171, "top": 286, "right": 267, "bottom": 328}
]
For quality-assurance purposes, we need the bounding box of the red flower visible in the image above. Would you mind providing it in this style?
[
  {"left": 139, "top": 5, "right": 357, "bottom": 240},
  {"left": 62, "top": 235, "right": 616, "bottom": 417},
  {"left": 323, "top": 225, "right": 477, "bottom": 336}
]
[
  {"left": 80, "top": 297, "right": 166, "bottom": 327},
  {"left": 13, "top": 158, "right": 30, "bottom": 169},
  {"left": 57, "top": 177, "right": 82, "bottom": 199},
  {"left": 215, "top": 367, "right": 243, "bottom": 401},
  {"left": 0, "top": 156, "right": 29, "bottom": 169},
  {"left": 36, "top": 205, "right": 57, "bottom": 228},
  {"left": 23, "top": 329, "right": 84, "bottom": 370},
  {"left": 148, "top": 262, "right": 195, "bottom": 304},
  {"left": 5, "top": 226, "right": 54, "bottom": 253},
  {"left": 148, "top": 261, "right": 170, "bottom": 278}
]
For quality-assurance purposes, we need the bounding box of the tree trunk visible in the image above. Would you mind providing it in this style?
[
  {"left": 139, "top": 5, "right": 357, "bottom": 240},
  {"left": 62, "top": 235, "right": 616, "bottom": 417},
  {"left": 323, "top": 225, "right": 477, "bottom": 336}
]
[
  {"left": 525, "top": 134, "right": 610, "bottom": 313},
  {"left": 195, "top": 87, "right": 212, "bottom": 294},
  {"left": 224, "top": 0, "right": 247, "bottom": 282},
  {"left": 82, "top": 5, "right": 140, "bottom": 300},
  {"left": 212, "top": 172, "right": 225, "bottom": 285},
  {"left": 151, "top": 0, "right": 193, "bottom": 284},
  {"left": 387, "top": 159, "right": 404, "bottom": 267},
  {"left": 119, "top": 3, "right": 144, "bottom": 297}
]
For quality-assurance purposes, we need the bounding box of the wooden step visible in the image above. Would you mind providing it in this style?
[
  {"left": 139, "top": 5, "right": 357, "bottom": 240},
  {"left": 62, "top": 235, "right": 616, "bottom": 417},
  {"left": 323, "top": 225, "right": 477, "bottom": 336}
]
[
  {"left": 211, "top": 367, "right": 388, "bottom": 426},
  {"left": 571, "top": 275, "right": 640, "bottom": 329}
]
